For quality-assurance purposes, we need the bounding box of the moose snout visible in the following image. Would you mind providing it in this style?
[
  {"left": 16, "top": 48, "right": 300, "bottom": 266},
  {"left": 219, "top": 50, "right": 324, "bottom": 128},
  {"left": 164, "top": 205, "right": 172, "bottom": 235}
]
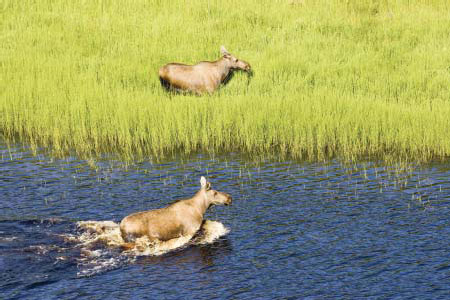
[
  {"left": 245, "top": 65, "right": 253, "bottom": 77},
  {"left": 225, "top": 195, "right": 232, "bottom": 206}
]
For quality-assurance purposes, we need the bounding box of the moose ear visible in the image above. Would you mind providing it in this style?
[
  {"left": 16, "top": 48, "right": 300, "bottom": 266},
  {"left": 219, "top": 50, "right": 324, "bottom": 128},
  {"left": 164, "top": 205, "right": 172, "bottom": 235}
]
[
  {"left": 200, "top": 176, "right": 212, "bottom": 190},
  {"left": 200, "top": 176, "right": 207, "bottom": 189},
  {"left": 220, "top": 45, "right": 229, "bottom": 56}
]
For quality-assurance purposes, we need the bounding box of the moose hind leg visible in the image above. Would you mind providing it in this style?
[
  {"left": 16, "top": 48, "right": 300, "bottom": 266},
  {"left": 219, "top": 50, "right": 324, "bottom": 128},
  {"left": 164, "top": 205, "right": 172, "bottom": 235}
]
[{"left": 120, "top": 228, "right": 139, "bottom": 243}]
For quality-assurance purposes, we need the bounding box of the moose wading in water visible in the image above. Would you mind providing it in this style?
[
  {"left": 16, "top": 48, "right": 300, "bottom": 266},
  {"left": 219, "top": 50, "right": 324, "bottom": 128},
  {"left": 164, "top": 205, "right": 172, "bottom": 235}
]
[
  {"left": 159, "top": 46, "right": 252, "bottom": 94},
  {"left": 120, "top": 177, "right": 232, "bottom": 246}
]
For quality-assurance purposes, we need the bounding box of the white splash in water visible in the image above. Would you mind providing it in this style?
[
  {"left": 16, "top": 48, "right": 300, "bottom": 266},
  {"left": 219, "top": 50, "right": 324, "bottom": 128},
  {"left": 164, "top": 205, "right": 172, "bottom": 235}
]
[
  {"left": 70, "top": 219, "right": 229, "bottom": 277},
  {"left": 75, "top": 221, "right": 123, "bottom": 247},
  {"left": 0, "top": 236, "right": 18, "bottom": 242},
  {"left": 193, "top": 220, "right": 230, "bottom": 245}
]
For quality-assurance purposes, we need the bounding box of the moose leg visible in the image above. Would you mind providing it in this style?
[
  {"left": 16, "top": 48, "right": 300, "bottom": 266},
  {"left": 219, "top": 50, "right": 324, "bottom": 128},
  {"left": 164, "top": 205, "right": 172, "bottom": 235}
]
[{"left": 120, "top": 242, "right": 136, "bottom": 251}]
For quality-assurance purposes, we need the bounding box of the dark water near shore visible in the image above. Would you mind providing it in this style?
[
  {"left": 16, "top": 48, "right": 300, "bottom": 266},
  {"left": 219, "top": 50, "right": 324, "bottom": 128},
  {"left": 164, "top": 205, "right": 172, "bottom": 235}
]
[{"left": 1, "top": 142, "right": 450, "bottom": 299}]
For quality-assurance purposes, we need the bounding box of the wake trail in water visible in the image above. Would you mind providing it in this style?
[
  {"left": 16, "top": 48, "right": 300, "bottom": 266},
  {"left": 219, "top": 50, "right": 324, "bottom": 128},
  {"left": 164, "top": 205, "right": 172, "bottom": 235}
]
[{"left": 62, "top": 220, "right": 229, "bottom": 277}]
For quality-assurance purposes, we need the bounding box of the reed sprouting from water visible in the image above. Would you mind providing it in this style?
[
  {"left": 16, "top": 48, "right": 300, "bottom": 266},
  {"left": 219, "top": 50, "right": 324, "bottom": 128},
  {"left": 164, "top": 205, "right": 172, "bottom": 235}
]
[{"left": 1, "top": 0, "right": 450, "bottom": 162}]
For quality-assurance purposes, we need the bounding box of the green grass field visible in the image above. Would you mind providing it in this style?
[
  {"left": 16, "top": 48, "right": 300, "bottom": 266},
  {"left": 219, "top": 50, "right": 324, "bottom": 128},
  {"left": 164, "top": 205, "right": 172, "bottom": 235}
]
[{"left": 1, "top": 0, "right": 450, "bottom": 162}]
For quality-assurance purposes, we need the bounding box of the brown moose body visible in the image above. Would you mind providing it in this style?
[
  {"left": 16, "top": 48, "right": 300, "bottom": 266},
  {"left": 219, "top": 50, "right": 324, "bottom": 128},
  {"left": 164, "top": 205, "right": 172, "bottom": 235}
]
[
  {"left": 120, "top": 176, "right": 232, "bottom": 244},
  {"left": 159, "top": 46, "right": 251, "bottom": 94}
]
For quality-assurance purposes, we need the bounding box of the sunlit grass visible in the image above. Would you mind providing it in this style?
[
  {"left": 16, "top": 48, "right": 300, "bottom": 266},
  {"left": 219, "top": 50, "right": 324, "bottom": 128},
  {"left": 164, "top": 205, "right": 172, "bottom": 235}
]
[{"left": 1, "top": 0, "right": 450, "bottom": 162}]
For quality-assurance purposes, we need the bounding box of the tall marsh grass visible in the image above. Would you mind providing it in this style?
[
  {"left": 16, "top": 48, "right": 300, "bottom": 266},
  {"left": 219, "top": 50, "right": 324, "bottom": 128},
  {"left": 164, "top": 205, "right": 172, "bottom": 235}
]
[{"left": 1, "top": 0, "right": 450, "bottom": 162}]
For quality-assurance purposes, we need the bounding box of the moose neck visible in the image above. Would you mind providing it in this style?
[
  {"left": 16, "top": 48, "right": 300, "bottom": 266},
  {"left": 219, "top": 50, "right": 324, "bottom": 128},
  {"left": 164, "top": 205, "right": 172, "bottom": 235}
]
[
  {"left": 192, "top": 190, "right": 211, "bottom": 216},
  {"left": 217, "top": 58, "right": 233, "bottom": 83}
]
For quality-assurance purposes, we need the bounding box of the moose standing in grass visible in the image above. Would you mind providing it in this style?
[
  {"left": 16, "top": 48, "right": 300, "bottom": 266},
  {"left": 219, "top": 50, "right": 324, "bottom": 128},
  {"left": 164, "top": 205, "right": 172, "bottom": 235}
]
[{"left": 159, "top": 46, "right": 252, "bottom": 95}]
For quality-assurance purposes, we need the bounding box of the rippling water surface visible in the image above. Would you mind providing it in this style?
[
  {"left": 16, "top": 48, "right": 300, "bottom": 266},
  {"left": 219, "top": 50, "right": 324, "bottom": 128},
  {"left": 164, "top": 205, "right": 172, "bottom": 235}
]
[{"left": 1, "top": 142, "right": 449, "bottom": 299}]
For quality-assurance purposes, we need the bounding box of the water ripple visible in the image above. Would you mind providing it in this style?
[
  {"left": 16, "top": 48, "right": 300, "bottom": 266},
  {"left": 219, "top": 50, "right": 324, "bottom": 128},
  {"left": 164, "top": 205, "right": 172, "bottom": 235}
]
[{"left": 1, "top": 142, "right": 450, "bottom": 299}]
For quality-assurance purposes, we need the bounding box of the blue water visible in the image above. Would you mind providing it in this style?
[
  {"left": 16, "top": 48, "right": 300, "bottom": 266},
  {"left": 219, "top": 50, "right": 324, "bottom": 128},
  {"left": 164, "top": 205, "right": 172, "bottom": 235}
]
[{"left": 1, "top": 142, "right": 449, "bottom": 299}]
